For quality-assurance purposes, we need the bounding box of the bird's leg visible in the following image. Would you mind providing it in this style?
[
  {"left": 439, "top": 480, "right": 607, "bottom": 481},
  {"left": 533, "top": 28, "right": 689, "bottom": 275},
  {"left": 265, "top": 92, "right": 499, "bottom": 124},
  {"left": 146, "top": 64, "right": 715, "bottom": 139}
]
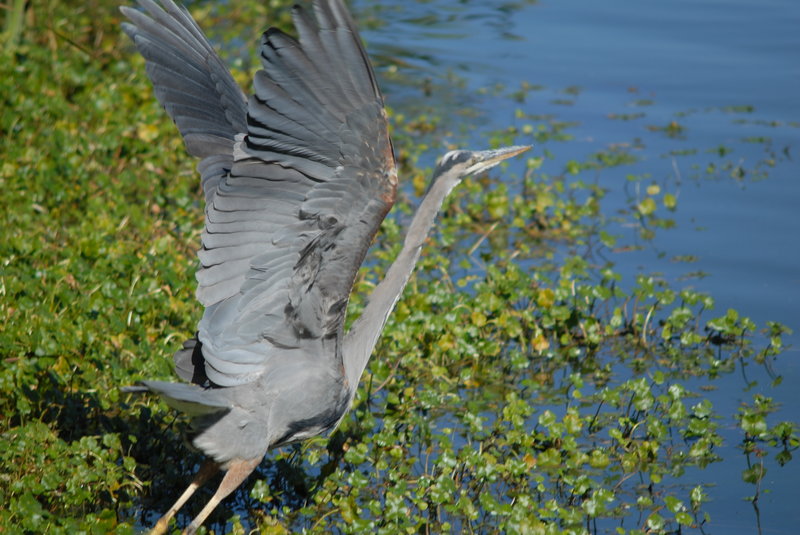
[
  {"left": 181, "top": 456, "right": 262, "bottom": 535},
  {"left": 149, "top": 460, "right": 219, "bottom": 535}
]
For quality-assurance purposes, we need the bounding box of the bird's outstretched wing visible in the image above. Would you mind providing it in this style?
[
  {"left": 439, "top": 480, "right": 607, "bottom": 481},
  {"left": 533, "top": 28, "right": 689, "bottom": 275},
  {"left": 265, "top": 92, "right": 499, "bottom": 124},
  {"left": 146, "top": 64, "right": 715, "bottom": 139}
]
[{"left": 123, "top": 0, "right": 397, "bottom": 387}]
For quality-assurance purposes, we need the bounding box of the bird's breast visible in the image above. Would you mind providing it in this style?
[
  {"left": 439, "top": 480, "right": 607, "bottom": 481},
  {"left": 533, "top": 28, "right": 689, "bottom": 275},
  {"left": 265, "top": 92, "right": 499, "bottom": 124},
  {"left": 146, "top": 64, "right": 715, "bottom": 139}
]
[{"left": 266, "top": 363, "right": 351, "bottom": 448}]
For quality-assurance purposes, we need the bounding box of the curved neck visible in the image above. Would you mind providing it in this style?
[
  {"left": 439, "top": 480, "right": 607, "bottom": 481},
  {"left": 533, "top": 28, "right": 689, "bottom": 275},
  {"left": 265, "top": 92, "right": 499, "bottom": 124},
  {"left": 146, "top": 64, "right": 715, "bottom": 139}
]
[{"left": 342, "top": 171, "right": 459, "bottom": 392}]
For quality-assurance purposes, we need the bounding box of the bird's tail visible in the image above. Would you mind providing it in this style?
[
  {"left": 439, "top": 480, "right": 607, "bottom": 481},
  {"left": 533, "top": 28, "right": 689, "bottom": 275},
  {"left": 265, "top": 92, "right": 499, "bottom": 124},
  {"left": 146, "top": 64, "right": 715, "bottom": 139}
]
[{"left": 122, "top": 380, "right": 231, "bottom": 418}]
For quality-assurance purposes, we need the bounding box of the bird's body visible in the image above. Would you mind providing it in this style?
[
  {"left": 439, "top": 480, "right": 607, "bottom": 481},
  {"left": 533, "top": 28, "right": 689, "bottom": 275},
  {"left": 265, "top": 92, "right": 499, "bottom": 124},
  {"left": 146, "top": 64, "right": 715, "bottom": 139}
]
[
  {"left": 121, "top": 0, "right": 527, "bottom": 532},
  {"left": 145, "top": 353, "right": 349, "bottom": 463}
]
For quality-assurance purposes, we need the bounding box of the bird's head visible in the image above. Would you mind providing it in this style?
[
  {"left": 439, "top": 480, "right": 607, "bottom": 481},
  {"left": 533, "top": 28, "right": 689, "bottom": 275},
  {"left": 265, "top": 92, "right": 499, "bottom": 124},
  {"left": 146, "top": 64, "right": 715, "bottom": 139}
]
[{"left": 434, "top": 145, "right": 531, "bottom": 185}]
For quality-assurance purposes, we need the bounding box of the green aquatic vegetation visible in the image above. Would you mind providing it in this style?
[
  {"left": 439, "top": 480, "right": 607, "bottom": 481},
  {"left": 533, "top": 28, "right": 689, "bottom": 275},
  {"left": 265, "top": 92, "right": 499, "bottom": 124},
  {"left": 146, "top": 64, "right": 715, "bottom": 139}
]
[
  {"left": 1, "top": 0, "right": 26, "bottom": 49},
  {"left": 0, "top": 1, "right": 796, "bottom": 534},
  {"left": 646, "top": 121, "right": 685, "bottom": 139},
  {"left": 607, "top": 112, "right": 646, "bottom": 121}
]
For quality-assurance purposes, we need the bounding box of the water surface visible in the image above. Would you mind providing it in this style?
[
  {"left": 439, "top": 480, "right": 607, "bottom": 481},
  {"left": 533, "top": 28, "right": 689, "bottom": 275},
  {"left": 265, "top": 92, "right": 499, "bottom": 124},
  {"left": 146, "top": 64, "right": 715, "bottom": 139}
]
[{"left": 359, "top": 0, "right": 799, "bottom": 532}]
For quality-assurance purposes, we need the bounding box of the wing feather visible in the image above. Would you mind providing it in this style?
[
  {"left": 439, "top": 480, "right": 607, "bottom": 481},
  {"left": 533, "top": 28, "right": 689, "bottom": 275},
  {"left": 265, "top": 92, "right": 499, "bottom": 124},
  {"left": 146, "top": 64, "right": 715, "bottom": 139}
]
[
  {"left": 121, "top": 0, "right": 247, "bottom": 208},
  {"left": 125, "top": 0, "right": 396, "bottom": 388},
  {"left": 195, "top": 0, "right": 396, "bottom": 385},
  {"left": 121, "top": 0, "right": 247, "bottom": 151}
]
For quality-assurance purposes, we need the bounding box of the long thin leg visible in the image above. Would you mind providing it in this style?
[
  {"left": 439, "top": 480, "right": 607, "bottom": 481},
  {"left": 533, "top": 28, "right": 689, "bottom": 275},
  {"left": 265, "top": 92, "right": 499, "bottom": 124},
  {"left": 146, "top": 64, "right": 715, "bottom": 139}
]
[
  {"left": 182, "top": 457, "right": 262, "bottom": 535},
  {"left": 149, "top": 460, "right": 219, "bottom": 535}
]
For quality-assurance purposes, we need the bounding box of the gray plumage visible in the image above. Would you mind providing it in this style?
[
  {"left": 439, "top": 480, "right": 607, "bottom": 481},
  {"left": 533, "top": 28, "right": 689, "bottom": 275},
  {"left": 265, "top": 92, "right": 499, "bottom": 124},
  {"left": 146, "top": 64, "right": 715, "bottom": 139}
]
[{"left": 121, "top": 1, "right": 528, "bottom": 533}]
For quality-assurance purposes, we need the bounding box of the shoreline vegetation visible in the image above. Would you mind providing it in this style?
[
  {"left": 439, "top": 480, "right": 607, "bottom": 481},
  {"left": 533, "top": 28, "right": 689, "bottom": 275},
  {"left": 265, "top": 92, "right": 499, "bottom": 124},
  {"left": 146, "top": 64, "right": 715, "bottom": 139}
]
[{"left": 1, "top": 1, "right": 796, "bottom": 533}]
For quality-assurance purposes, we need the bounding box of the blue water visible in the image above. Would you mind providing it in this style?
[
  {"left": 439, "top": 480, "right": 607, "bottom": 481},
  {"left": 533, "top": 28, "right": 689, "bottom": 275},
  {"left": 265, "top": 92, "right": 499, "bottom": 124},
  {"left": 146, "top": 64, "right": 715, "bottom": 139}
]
[{"left": 359, "top": 0, "right": 799, "bottom": 532}]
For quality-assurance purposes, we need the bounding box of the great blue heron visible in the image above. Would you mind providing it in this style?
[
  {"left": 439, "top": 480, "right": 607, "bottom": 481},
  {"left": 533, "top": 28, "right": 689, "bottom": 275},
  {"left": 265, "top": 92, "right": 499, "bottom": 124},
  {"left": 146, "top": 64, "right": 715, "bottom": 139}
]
[{"left": 121, "top": 0, "right": 528, "bottom": 532}]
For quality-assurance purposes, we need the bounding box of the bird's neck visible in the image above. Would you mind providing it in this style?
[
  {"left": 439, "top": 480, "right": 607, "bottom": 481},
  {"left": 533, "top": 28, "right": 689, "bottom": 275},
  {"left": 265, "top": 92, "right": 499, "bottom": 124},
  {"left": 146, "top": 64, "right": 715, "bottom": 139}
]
[{"left": 342, "top": 173, "right": 458, "bottom": 393}]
